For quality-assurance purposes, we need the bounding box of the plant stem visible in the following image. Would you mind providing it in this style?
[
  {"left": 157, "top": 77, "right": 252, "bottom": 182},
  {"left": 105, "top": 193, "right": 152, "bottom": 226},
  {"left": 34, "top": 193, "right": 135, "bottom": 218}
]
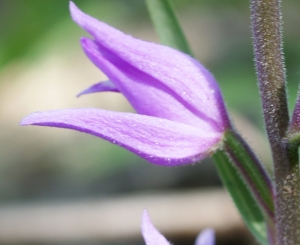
[{"left": 250, "top": 0, "right": 300, "bottom": 244}]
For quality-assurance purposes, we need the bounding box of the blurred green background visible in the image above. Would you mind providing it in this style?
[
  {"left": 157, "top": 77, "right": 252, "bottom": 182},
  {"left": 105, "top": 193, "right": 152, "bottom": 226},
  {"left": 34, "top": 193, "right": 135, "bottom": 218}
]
[{"left": 1, "top": 0, "right": 300, "bottom": 244}]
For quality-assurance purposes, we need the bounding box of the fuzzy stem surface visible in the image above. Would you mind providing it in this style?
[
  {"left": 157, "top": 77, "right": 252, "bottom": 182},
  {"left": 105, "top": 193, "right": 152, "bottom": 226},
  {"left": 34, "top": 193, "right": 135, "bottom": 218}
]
[{"left": 250, "top": 0, "right": 300, "bottom": 244}]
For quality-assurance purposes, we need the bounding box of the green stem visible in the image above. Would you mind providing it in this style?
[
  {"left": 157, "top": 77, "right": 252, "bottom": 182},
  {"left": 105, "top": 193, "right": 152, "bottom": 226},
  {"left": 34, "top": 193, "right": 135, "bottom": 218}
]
[
  {"left": 250, "top": 0, "right": 300, "bottom": 244},
  {"left": 145, "top": 0, "right": 193, "bottom": 56}
]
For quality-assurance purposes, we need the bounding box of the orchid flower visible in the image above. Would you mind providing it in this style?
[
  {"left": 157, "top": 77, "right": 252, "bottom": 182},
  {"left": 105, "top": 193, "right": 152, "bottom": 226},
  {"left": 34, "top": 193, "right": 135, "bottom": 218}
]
[
  {"left": 142, "top": 210, "right": 215, "bottom": 245},
  {"left": 21, "top": 2, "right": 230, "bottom": 166}
]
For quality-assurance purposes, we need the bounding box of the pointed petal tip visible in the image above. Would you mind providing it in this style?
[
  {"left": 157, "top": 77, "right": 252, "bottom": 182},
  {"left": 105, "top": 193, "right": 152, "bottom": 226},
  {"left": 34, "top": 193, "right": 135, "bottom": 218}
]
[
  {"left": 69, "top": 1, "right": 78, "bottom": 15},
  {"left": 76, "top": 91, "right": 85, "bottom": 98},
  {"left": 142, "top": 209, "right": 150, "bottom": 223},
  {"left": 69, "top": 1, "right": 86, "bottom": 25},
  {"left": 141, "top": 210, "right": 171, "bottom": 245},
  {"left": 20, "top": 112, "right": 40, "bottom": 126},
  {"left": 20, "top": 115, "right": 31, "bottom": 126},
  {"left": 195, "top": 228, "right": 215, "bottom": 245},
  {"left": 69, "top": 1, "right": 107, "bottom": 38},
  {"left": 77, "top": 81, "right": 119, "bottom": 98},
  {"left": 141, "top": 209, "right": 153, "bottom": 235},
  {"left": 69, "top": 1, "right": 78, "bottom": 18},
  {"left": 69, "top": 1, "right": 75, "bottom": 8},
  {"left": 19, "top": 119, "right": 27, "bottom": 126}
]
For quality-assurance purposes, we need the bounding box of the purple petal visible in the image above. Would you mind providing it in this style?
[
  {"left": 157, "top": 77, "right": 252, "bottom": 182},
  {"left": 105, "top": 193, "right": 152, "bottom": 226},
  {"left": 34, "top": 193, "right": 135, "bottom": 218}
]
[
  {"left": 77, "top": 80, "right": 119, "bottom": 97},
  {"left": 69, "top": 2, "right": 230, "bottom": 131},
  {"left": 195, "top": 229, "right": 215, "bottom": 245},
  {"left": 21, "top": 109, "right": 222, "bottom": 166},
  {"left": 80, "top": 38, "right": 216, "bottom": 132},
  {"left": 142, "top": 210, "right": 171, "bottom": 245}
]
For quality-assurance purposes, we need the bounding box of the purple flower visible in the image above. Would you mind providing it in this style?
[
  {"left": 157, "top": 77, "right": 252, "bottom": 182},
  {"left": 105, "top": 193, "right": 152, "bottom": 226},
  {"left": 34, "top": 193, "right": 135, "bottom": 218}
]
[
  {"left": 20, "top": 2, "right": 230, "bottom": 166},
  {"left": 142, "top": 210, "right": 215, "bottom": 245}
]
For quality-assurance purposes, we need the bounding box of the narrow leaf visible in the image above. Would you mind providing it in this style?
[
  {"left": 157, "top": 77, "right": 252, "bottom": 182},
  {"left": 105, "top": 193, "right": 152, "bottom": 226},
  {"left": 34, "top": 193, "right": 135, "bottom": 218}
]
[
  {"left": 213, "top": 150, "right": 268, "bottom": 245},
  {"left": 224, "top": 130, "right": 274, "bottom": 219},
  {"left": 145, "top": 0, "right": 193, "bottom": 56}
]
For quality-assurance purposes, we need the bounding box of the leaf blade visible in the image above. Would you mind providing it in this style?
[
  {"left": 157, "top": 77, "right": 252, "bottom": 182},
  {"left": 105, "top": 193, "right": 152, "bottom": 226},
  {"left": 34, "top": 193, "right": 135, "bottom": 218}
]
[{"left": 145, "top": 0, "right": 193, "bottom": 56}]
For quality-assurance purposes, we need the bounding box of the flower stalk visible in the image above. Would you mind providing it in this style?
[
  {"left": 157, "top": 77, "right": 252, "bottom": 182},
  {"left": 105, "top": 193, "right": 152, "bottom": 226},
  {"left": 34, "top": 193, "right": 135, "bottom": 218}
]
[
  {"left": 223, "top": 130, "right": 274, "bottom": 220},
  {"left": 250, "top": 0, "right": 300, "bottom": 244}
]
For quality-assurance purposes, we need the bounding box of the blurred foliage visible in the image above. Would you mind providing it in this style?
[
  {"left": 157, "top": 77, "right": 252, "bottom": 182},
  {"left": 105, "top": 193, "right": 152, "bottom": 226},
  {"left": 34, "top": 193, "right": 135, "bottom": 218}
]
[
  {"left": 0, "top": 0, "right": 72, "bottom": 66},
  {"left": 0, "top": 0, "right": 146, "bottom": 67}
]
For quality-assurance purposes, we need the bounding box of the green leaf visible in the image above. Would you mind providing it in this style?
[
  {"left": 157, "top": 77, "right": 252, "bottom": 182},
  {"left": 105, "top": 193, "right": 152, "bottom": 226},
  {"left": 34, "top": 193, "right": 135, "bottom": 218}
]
[
  {"left": 145, "top": 0, "right": 193, "bottom": 56},
  {"left": 224, "top": 130, "right": 274, "bottom": 218},
  {"left": 213, "top": 150, "right": 268, "bottom": 245}
]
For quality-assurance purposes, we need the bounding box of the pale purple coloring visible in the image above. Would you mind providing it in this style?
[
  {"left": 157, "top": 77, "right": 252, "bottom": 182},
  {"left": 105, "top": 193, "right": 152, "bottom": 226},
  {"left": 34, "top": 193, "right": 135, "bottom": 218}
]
[
  {"left": 21, "top": 2, "right": 230, "bottom": 166},
  {"left": 195, "top": 228, "right": 215, "bottom": 245},
  {"left": 142, "top": 210, "right": 215, "bottom": 245}
]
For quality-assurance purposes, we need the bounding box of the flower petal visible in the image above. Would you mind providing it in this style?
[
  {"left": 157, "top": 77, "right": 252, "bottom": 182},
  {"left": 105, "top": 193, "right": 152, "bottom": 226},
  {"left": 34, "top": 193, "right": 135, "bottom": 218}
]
[
  {"left": 69, "top": 2, "right": 230, "bottom": 131},
  {"left": 77, "top": 80, "right": 119, "bottom": 97},
  {"left": 142, "top": 210, "right": 171, "bottom": 245},
  {"left": 195, "top": 229, "right": 215, "bottom": 245},
  {"left": 20, "top": 108, "right": 221, "bottom": 166},
  {"left": 80, "top": 38, "right": 216, "bottom": 132}
]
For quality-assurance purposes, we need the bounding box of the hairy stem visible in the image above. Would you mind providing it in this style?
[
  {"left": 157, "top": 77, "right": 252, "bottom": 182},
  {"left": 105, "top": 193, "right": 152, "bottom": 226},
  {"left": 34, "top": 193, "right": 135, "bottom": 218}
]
[{"left": 250, "top": 0, "right": 300, "bottom": 244}]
